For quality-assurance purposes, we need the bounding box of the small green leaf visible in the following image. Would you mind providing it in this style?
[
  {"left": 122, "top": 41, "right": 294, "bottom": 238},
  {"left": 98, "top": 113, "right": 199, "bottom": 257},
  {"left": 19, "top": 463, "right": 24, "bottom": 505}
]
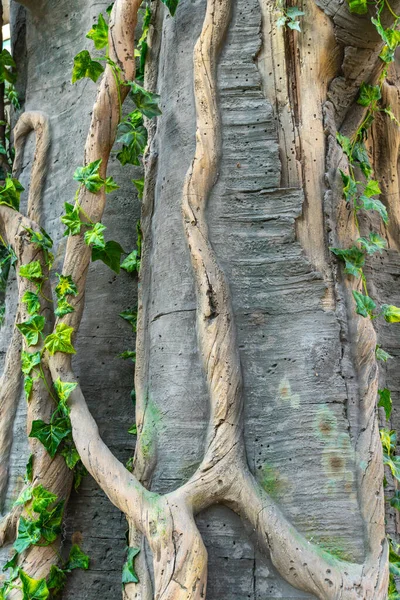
[
  {"left": 32, "top": 485, "right": 57, "bottom": 513},
  {"left": 118, "top": 350, "right": 136, "bottom": 362},
  {"left": 378, "top": 388, "right": 392, "bottom": 420},
  {"left": 72, "top": 50, "right": 104, "bottom": 84},
  {"left": 24, "top": 376, "right": 33, "bottom": 401},
  {"left": 0, "top": 49, "right": 16, "bottom": 84},
  {"left": 330, "top": 245, "right": 365, "bottom": 277},
  {"left": 22, "top": 291, "right": 41, "bottom": 315},
  {"left": 61, "top": 202, "right": 82, "bottom": 236},
  {"left": 119, "top": 309, "right": 137, "bottom": 332},
  {"left": 44, "top": 323, "right": 76, "bottom": 356},
  {"left": 13, "top": 485, "right": 33, "bottom": 507},
  {"left": 66, "top": 544, "right": 90, "bottom": 571},
  {"left": 19, "top": 569, "right": 49, "bottom": 600},
  {"left": 92, "top": 240, "right": 124, "bottom": 273},
  {"left": 132, "top": 178, "right": 144, "bottom": 199},
  {"left": 104, "top": 176, "right": 119, "bottom": 193},
  {"left": 128, "top": 424, "right": 137, "bottom": 435},
  {"left": 127, "top": 82, "right": 162, "bottom": 119},
  {"left": 380, "top": 427, "right": 396, "bottom": 456},
  {"left": 376, "top": 345, "right": 392, "bottom": 362},
  {"left": 352, "top": 290, "right": 376, "bottom": 318},
  {"left": 55, "top": 299, "right": 75, "bottom": 318},
  {"left": 0, "top": 176, "right": 24, "bottom": 210},
  {"left": 19, "top": 261, "right": 43, "bottom": 282},
  {"left": 55, "top": 273, "right": 78, "bottom": 300},
  {"left": 122, "top": 547, "right": 140, "bottom": 585},
  {"left": 358, "top": 232, "right": 387, "bottom": 255},
  {"left": 47, "top": 565, "right": 67, "bottom": 595},
  {"left": 286, "top": 7, "right": 305, "bottom": 18},
  {"left": 14, "top": 517, "right": 41, "bottom": 553},
  {"left": 120, "top": 250, "right": 140, "bottom": 273},
  {"left": 339, "top": 170, "right": 358, "bottom": 203},
  {"left": 29, "top": 418, "right": 71, "bottom": 458},
  {"left": 84, "top": 222, "right": 106, "bottom": 247},
  {"left": 357, "top": 83, "right": 381, "bottom": 107},
  {"left": 86, "top": 13, "right": 109, "bottom": 50},
  {"left": 54, "top": 377, "right": 77, "bottom": 415},
  {"left": 21, "top": 351, "right": 41, "bottom": 375},
  {"left": 384, "top": 454, "right": 400, "bottom": 482},
  {"left": 60, "top": 445, "right": 80, "bottom": 469},
  {"left": 276, "top": 15, "right": 287, "bottom": 27},
  {"left": 160, "top": 0, "right": 179, "bottom": 16},
  {"left": 287, "top": 19, "right": 301, "bottom": 31},
  {"left": 363, "top": 179, "right": 381, "bottom": 197},
  {"left": 16, "top": 315, "right": 46, "bottom": 347},
  {"left": 337, "top": 134, "right": 352, "bottom": 157},
  {"left": 352, "top": 142, "right": 372, "bottom": 178},
  {"left": 74, "top": 159, "right": 104, "bottom": 194},
  {"left": 382, "top": 304, "right": 400, "bottom": 323},
  {"left": 26, "top": 454, "right": 33, "bottom": 482},
  {"left": 347, "top": 0, "right": 367, "bottom": 13},
  {"left": 359, "top": 196, "right": 388, "bottom": 223}
]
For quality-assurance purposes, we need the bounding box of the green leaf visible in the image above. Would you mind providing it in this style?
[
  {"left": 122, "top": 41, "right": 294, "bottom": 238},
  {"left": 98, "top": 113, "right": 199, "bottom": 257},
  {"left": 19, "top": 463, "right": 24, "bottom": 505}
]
[
  {"left": 104, "top": 176, "right": 119, "bottom": 193},
  {"left": 55, "top": 299, "right": 75, "bottom": 318},
  {"left": 14, "top": 517, "right": 41, "bottom": 553},
  {"left": 122, "top": 547, "right": 140, "bottom": 585},
  {"left": 86, "top": 13, "right": 109, "bottom": 50},
  {"left": 32, "top": 485, "right": 57, "bottom": 514},
  {"left": 120, "top": 250, "right": 140, "bottom": 273},
  {"left": 347, "top": 0, "right": 367, "bottom": 13},
  {"left": 363, "top": 179, "right": 381, "bottom": 197},
  {"left": 132, "top": 178, "right": 144, "bottom": 200},
  {"left": 0, "top": 176, "right": 24, "bottom": 210},
  {"left": 92, "top": 240, "right": 124, "bottom": 273},
  {"left": 381, "top": 427, "right": 396, "bottom": 455},
  {"left": 128, "top": 423, "right": 137, "bottom": 435},
  {"left": 384, "top": 454, "right": 400, "bottom": 482},
  {"left": 55, "top": 273, "right": 78, "bottom": 300},
  {"left": 44, "top": 323, "right": 76, "bottom": 356},
  {"left": 116, "top": 113, "right": 147, "bottom": 166},
  {"left": 29, "top": 418, "right": 71, "bottom": 458},
  {"left": 19, "top": 261, "right": 43, "bottom": 282},
  {"left": 54, "top": 378, "right": 77, "bottom": 415},
  {"left": 276, "top": 15, "right": 287, "bottom": 27},
  {"left": 357, "top": 232, "right": 387, "bottom": 255},
  {"left": 119, "top": 309, "right": 137, "bottom": 332},
  {"left": 19, "top": 569, "right": 49, "bottom": 600},
  {"left": 382, "top": 304, "right": 400, "bottom": 323},
  {"left": 24, "top": 376, "right": 33, "bottom": 401},
  {"left": 73, "top": 159, "right": 104, "bottom": 193},
  {"left": 337, "top": 134, "right": 352, "bottom": 157},
  {"left": 352, "top": 142, "right": 372, "bottom": 178},
  {"left": 330, "top": 245, "right": 365, "bottom": 277},
  {"left": 73, "top": 462, "right": 88, "bottom": 491},
  {"left": 359, "top": 195, "right": 388, "bottom": 223},
  {"left": 37, "top": 501, "right": 64, "bottom": 543},
  {"left": 357, "top": 83, "right": 381, "bottom": 107},
  {"left": 24, "top": 227, "right": 53, "bottom": 254},
  {"left": 352, "top": 290, "right": 376, "bottom": 318},
  {"left": 127, "top": 82, "right": 162, "bottom": 119},
  {"left": 47, "top": 565, "right": 67, "bottom": 595},
  {"left": 16, "top": 315, "right": 46, "bottom": 347},
  {"left": 0, "top": 49, "right": 16, "bottom": 84},
  {"left": 22, "top": 291, "right": 41, "bottom": 316},
  {"left": 118, "top": 350, "right": 136, "bottom": 362},
  {"left": 286, "top": 7, "right": 305, "bottom": 18},
  {"left": 391, "top": 490, "right": 400, "bottom": 511},
  {"left": 26, "top": 454, "right": 33, "bottom": 482},
  {"left": 72, "top": 50, "right": 104, "bottom": 84},
  {"left": 66, "top": 544, "right": 90, "bottom": 571},
  {"left": 21, "top": 351, "right": 41, "bottom": 375},
  {"left": 287, "top": 19, "right": 301, "bottom": 31},
  {"left": 60, "top": 445, "right": 80, "bottom": 469},
  {"left": 376, "top": 345, "right": 392, "bottom": 362},
  {"left": 106, "top": 3, "right": 114, "bottom": 15},
  {"left": 13, "top": 485, "right": 33, "bottom": 507},
  {"left": 84, "top": 222, "right": 106, "bottom": 248},
  {"left": 339, "top": 170, "right": 357, "bottom": 203},
  {"left": 61, "top": 202, "right": 82, "bottom": 236},
  {"left": 378, "top": 388, "right": 392, "bottom": 420},
  {"left": 160, "top": 0, "right": 179, "bottom": 16}
]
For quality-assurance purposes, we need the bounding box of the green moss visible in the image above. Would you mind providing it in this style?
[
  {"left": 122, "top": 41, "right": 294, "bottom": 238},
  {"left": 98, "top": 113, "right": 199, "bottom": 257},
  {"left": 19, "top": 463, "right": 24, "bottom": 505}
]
[{"left": 259, "top": 463, "right": 288, "bottom": 500}]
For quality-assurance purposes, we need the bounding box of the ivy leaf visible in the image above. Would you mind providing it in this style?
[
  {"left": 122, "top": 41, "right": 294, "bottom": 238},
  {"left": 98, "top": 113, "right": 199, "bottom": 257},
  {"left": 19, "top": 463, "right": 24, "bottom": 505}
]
[
  {"left": 381, "top": 427, "right": 397, "bottom": 456},
  {"left": 19, "top": 261, "right": 43, "bottom": 282},
  {"left": 19, "top": 569, "right": 49, "bottom": 600},
  {"left": 74, "top": 462, "right": 88, "bottom": 491},
  {"left": 26, "top": 454, "right": 34, "bottom": 483},
  {"left": 285, "top": 6, "right": 305, "bottom": 18},
  {"left": 160, "top": 0, "right": 179, "bottom": 16},
  {"left": 29, "top": 418, "right": 71, "bottom": 458},
  {"left": 330, "top": 245, "right": 365, "bottom": 277},
  {"left": 72, "top": 50, "right": 104, "bottom": 84},
  {"left": 287, "top": 19, "right": 301, "bottom": 31},
  {"left": 24, "top": 376, "right": 33, "bottom": 401},
  {"left": 120, "top": 250, "right": 140, "bottom": 273},
  {"left": 128, "top": 423, "right": 137, "bottom": 435},
  {"left": 347, "top": 0, "right": 367, "bottom": 13},
  {"left": 376, "top": 345, "right": 392, "bottom": 362},
  {"left": 276, "top": 15, "right": 287, "bottom": 28},
  {"left": 16, "top": 315, "right": 46, "bottom": 347},
  {"left": 384, "top": 454, "right": 400, "bottom": 482},
  {"left": 119, "top": 309, "right": 137, "bottom": 332},
  {"left": 66, "top": 544, "right": 90, "bottom": 571},
  {"left": 14, "top": 517, "right": 41, "bottom": 553},
  {"left": 22, "top": 291, "right": 41, "bottom": 315},
  {"left": 352, "top": 142, "right": 372, "bottom": 178},
  {"left": 54, "top": 378, "right": 77, "bottom": 415},
  {"left": 339, "top": 170, "right": 357, "bottom": 203},
  {"left": 352, "top": 290, "right": 376, "bottom": 318},
  {"left": 106, "top": 3, "right": 114, "bottom": 15},
  {"left": 104, "top": 176, "right": 119, "bottom": 193},
  {"left": 359, "top": 196, "right": 388, "bottom": 223},
  {"left": 363, "top": 179, "right": 381, "bottom": 197},
  {"left": 73, "top": 159, "right": 104, "bottom": 193},
  {"left": 21, "top": 351, "right": 41, "bottom": 375},
  {"left": 44, "top": 323, "right": 76, "bottom": 356},
  {"left": 378, "top": 388, "right": 392, "bottom": 421},
  {"left": 118, "top": 350, "right": 136, "bottom": 362},
  {"left": 3, "top": 551, "right": 19, "bottom": 577},
  {"left": 32, "top": 485, "right": 57, "bottom": 514},
  {"left": 84, "top": 222, "right": 106, "bottom": 248},
  {"left": 60, "top": 445, "right": 80, "bottom": 469},
  {"left": 0, "top": 176, "right": 24, "bottom": 210},
  {"left": 337, "top": 134, "right": 352, "bottom": 157},
  {"left": 358, "top": 232, "right": 387, "bottom": 255},
  {"left": 38, "top": 501, "right": 64, "bottom": 543},
  {"left": 358, "top": 83, "right": 381, "bottom": 107},
  {"left": 61, "top": 202, "right": 82, "bottom": 236},
  {"left": 92, "top": 240, "right": 124, "bottom": 273},
  {"left": 24, "top": 227, "right": 53, "bottom": 255},
  {"left": 47, "top": 565, "right": 67, "bottom": 596},
  {"left": 86, "top": 13, "right": 109, "bottom": 50},
  {"left": 13, "top": 485, "right": 33, "bottom": 507},
  {"left": 55, "top": 299, "right": 75, "bottom": 318},
  {"left": 382, "top": 305, "right": 400, "bottom": 323},
  {"left": 0, "top": 49, "right": 16, "bottom": 84},
  {"left": 132, "top": 178, "right": 144, "bottom": 200},
  {"left": 55, "top": 273, "right": 78, "bottom": 300},
  {"left": 122, "top": 547, "right": 140, "bottom": 585},
  {"left": 127, "top": 82, "right": 162, "bottom": 118}
]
